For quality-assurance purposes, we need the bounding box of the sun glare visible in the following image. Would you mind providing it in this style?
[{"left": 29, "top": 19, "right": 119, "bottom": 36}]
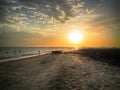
[{"left": 69, "top": 30, "right": 83, "bottom": 44}]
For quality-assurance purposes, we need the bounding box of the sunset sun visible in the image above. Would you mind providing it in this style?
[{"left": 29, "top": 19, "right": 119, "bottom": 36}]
[{"left": 69, "top": 30, "right": 83, "bottom": 44}]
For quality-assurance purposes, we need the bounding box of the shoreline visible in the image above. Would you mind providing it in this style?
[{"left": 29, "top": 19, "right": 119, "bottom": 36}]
[{"left": 0, "top": 53, "right": 50, "bottom": 63}]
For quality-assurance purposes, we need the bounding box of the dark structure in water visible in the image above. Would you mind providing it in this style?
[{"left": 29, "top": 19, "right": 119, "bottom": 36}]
[{"left": 52, "top": 50, "right": 62, "bottom": 54}]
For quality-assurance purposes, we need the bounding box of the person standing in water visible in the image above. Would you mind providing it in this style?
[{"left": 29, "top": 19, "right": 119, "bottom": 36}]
[{"left": 38, "top": 50, "right": 40, "bottom": 55}]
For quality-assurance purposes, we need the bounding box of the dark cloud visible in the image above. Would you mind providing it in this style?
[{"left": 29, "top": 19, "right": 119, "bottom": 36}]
[
  {"left": 107, "top": 0, "right": 120, "bottom": 17},
  {"left": 95, "top": 0, "right": 120, "bottom": 17},
  {"left": 83, "top": 0, "right": 101, "bottom": 8},
  {"left": 19, "top": 0, "right": 74, "bottom": 23},
  {"left": 0, "top": 0, "right": 102, "bottom": 25},
  {"left": 89, "top": 0, "right": 120, "bottom": 27},
  {"left": 0, "top": 0, "right": 9, "bottom": 23}
]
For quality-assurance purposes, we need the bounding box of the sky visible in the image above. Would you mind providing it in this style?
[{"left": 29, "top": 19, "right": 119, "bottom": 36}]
[{"left": 0, "top": 0, "right": 120, "bottom": 47}]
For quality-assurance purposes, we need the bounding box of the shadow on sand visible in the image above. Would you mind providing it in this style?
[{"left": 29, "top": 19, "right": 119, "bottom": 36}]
[{"left": 79, "top": 48, "right": 120, "bottom": 66}]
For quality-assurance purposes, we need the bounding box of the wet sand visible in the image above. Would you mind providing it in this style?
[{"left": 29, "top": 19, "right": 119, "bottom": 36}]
[{"left": 0, "top": 53, "right": 120, "bottom": 90}]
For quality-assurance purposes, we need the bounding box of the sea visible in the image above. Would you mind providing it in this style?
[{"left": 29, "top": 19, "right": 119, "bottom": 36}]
[{"left": 0, "top": 47, "right": 73, "bottom": 60}]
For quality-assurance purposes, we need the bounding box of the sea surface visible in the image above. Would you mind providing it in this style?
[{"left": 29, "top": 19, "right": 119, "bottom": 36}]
[{"left": 0, "top": 47, "right": 73, "bottom": 59}]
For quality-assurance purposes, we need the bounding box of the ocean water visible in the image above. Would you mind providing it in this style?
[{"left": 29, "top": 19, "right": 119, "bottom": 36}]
[{"left": 0, "top": 47, "right": 73, "bottom": 59}]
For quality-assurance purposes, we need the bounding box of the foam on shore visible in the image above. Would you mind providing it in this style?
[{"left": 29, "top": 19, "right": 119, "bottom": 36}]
[{"left": 0, "top": 53, "right": 50, "bottom": 63}]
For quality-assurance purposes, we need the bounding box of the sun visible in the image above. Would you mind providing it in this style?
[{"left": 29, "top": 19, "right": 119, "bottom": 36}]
[{"left": 69, "top": 30, "right": 83, "bottom": 44}]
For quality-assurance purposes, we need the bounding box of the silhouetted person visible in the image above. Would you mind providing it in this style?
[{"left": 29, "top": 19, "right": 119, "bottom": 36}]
[
  {"left": 6, "top": 51, "right": 9, "bottom": 54},
  {"left": 38, "top": 50, "right": 40, "bottom": 55},
  {"left": 19, "top": 50, "right": 21, "bottom": 53},
  {"left": 14, "top": 51, "right": 17, "bottom": 55}
]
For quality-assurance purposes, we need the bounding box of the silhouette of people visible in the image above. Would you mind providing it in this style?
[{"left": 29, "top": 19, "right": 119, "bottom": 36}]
[
  {"left": 19, "top": 50, "right": 21, "bottom": 53},
  {"left": 38, "top": 50, "right": 40, "bottom": 55},
  {"left": 14, "top": 51, "right": 17, "bottom": 55},
  {"left": 6, "top": 51, "right": 9, "bottom": 54}
]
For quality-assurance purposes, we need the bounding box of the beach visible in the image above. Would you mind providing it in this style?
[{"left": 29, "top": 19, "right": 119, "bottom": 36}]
[{"left": 0, "top": 53, "right": 120, "bottom": 90}]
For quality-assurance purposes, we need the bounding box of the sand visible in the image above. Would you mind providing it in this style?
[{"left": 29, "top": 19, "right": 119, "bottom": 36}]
[{"left": 0, "top": 53, "right": 120, "bottom": 90}]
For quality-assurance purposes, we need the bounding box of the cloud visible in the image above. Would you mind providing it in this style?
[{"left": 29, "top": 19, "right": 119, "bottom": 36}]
[
  {"left": 0, "top": 23, "right": 18, "bottom": 33},
  {"left": 1, "top": 0, "right": 119, "bottom": 32},
  {"left": 0, "top": 0, "right": 9, "bottom": 24},
  {"left": 0, "top": 0, "right": 103, "bottom": 33},
  {"left": 18, "top": 0, "right": 72, "bottom": 22},
  {"left": 86, "top": 8, "right": 95, "bottom": 14},
  {"left": 18, "top": 0, "right": 99, "bottom": 23}
]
